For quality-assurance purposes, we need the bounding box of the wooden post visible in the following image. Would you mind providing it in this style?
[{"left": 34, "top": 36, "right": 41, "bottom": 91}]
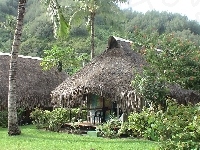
[
  {"left": 117, "top": 103, "right": 119, "bottom": 118},
  {"left": 78, "top": 97, "right": 83, "bottom": 119},
  {"left": 69, "top": 99, "right": 72, "bottom": 122},
  {"left": 102, "top": 97, "right": 105, "bottom": 122},
  {"left": 69, "top": 108, "right": 72, "bottom": 122}
]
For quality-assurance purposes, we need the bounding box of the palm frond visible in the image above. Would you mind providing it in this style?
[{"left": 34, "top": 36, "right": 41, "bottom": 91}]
[
  {"left": 40, "top": 0, "right": 70, "bottom": 39},
  {"left": 57, "top": 9, "right": 70, "bottom": 38},
  {"left": 69, "top": 9, "right": 88, "bottom": 27}
]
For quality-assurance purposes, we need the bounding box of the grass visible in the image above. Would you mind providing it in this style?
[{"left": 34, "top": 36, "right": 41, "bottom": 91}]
[{"left": 0, "top": 125, "right": 159, "bottom": 150}]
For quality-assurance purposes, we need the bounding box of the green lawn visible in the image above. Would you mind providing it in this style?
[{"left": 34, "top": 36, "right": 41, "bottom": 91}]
[{"left": 0, "top": 125, "right": 159, "bottom": 150}]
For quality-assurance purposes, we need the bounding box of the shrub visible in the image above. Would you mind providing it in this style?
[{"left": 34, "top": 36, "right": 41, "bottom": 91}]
[
  {"left": 0, "top": 108, "right": 29, "bottom": 128},
  {"left": 47, "top": 108, "right": 70, "bottom": 132},
  {"left": 69, "top": 118, "right": 83, "bottom": 134},
  {"left": 30, "top": 108, "right": 50, "bottom": 129},
  {"left": 0, "top": 110, "right": 8, "bottom": 128},
  {"left": 97, "top": 116, "right": 122, "bottom": 138},
  {"left": 128, "top": 106, "right": 164, "bottom": 141},
  {"left": 30, "top": 108, "right": 87, "bottom": 132},
  {"left": 70, "top": 108, "right": 87, "bottom": 121},
  {"left": 124, "top": 99, "right": 200, "bottom": 149},
  {"left": 159, "top": 101, "right": 200, "bottom": 149}
]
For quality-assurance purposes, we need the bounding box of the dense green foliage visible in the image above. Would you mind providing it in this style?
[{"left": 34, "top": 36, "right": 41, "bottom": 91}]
[
  {"left": 30, "top": 108, "right": 87, "bottom": 132},
  {"left": 1, "top": 0, "right": 200, "bottom": 58},
  {"left": 97, "top": 100, "right": 200, "bottom": 149},
  {"left": 131, "top": 28, "right": 200, "bottom": 109},
  {"left": 144, "top": 34, "right": 200, "bottom": 91},
  {"left": 40, "top": 45, "right": 89, "bottom": 74},
  {"left": 0, "top": 110, "right": 8, "bottom": 128},
  {"left": 97, "top": 115, "right": 122, "bottom": 138},
  {"left": 132, "top": 68, "right": 168, "bottom": 108},
  {"left": 0, "top": 108, "right": 26, "bottom": 128},
  {"left": 128, "top": 100, "right": 200, "bottom": 149}
]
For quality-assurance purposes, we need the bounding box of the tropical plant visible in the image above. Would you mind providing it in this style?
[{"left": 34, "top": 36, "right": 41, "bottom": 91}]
[
  {"left": 30, "top": 108, "right": 88, "bottom": 132},
  {"left": 8, "top": 0, "right": 27, "bottom": 136},
  {"left": 7, "top": 0, "right": 70, "bottom": 136},
  {"left": 132, "top": 68, "right": 169, "bottom": 109},
  {"left": 97, "top": 115, "right": 122, "bottom": 138},
  {"left": 145, "top": 34, "right": 200, "bottom": 91},
  {"left": 40, "top": 45, "right": 89, "bottom": 74},
  {"left": 30, "top": 108, "right": 50, "bottom": 129},
  {"left": 125, "top": 99, "right": 200, "bottom": 149},
  {"left": 69, "top": 0, "right": 128, "bottom": 59},
  {"left": 39, "top": 0, "right": 70, "bottom": 39}
]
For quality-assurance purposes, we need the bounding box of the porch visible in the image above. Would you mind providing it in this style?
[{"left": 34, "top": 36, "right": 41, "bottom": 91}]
[{"left": 75, "top": 93, "right": 123, "bottom": 125}]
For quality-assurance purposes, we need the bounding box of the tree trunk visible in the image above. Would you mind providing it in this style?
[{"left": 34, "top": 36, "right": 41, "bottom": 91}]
[
  {"left": 8, "top": 0, "right": 26, "bottom": 136},
  {"left": 90, "top": 12, "right": 95, "bottom": 60}
]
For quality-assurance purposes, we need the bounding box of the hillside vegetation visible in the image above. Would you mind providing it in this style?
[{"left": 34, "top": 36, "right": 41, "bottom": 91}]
[{"left": 0, "top": 0, "right": 200, "bottom": 57}]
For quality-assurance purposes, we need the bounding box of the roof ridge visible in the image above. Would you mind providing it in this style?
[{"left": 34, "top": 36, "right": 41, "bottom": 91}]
[{"left": 0, "top": 52, "right": 42, "bottom": 60}]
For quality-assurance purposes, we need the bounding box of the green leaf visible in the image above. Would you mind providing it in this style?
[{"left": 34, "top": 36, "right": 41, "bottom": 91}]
[{"left": 57, "top": 10, "right": 70, "bottom": 39}]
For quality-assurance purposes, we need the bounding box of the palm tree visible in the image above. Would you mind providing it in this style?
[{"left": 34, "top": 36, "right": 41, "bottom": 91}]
[
  {"left": 7, "top": 0, "right": 69, "bottom": 135},
  {"left": 8, "top": 0, "right": 27, "bottom": 136},
  {"left": 70, "top": 0, "right": 128, "bottom": 60}
]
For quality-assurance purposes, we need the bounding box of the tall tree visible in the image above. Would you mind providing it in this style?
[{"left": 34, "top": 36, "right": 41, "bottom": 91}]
[
  {"left": 8, "top": 0, "right": 27, "bottom": 136},
  {"left": 7, "top": 0, "right": 69, "bottom": 135},
  {"left": 70, "top": 0, "right": 128, "bottom": 59}
]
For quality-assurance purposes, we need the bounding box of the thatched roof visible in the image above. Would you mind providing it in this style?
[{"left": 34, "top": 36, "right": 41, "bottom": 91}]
[
  {"left": 0, "top": 53, "right": 67, "bottom": 110},
  {"left": 51, "top": 36, "right": 200, "bottom": 110},
  {"left": 168, "top": 84, "right": 200, "bottom": 105},
  {"left": 51, "top": 36, "right": 146, "bottom": 111}
]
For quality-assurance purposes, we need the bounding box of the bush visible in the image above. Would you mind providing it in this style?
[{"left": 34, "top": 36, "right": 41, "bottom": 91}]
[
  {"left": 124, "top": 99, "right": 200, "bottom": 149},
  {"left": 48, "top": 108, "right": 70, "bottom": 132},
  {"left": 30, "top": 108, "right": 88, "bottom": 132},
  {"left": 70, "top": 108, "right": 87, "bottom": 121},
  {"left": 0, "top": 110, "right": 8, "bottom": 128},
  {"left": 127, "top": 106, "right": 164, "bottom": 141},
  {"left": 0, "top": 108, "right": 28, "bottom": 128},
  {"left": 30, "top": 108, "right": 50, "bottom": 129},
  {"left": 159, "top": 101, "right": 200, "bottom": 149},
  {"left": 97, "top": 115, "right": 122, "bottom": 138}
]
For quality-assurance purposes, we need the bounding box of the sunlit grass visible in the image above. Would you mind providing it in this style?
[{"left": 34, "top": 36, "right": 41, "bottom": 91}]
[{"left": 0, "top": 125, "right": 159, "bottom": 150}]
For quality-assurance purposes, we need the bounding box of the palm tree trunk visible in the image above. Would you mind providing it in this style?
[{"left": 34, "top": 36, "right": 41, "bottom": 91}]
[
  {"left": 90, "top": 12, "right": 95, "bottom": 60},
  {"left": 8, "top": 0, "right": 26, "bottom": 136}
]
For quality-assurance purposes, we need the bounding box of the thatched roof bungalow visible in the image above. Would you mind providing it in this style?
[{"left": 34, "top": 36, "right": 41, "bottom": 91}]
[
  {"left": 51, "top": 36, "right": 146, "bottom": 114},
  {"left": 51, "top": 36, "right": 200, "bottom": 116},
  {"left": 0, "top": 53, "right": 67, "bottom": 111}
]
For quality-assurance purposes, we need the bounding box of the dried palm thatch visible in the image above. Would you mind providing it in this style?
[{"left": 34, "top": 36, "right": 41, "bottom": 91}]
[
  {"left": 168, "top": 84, "right": 200, "bottom": 105},
  {"left": 0, "top": 53, "right": 67, "bottom": 110},
  {"left": 51, "top": 36, "right": 146, "bottom": 112}
]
